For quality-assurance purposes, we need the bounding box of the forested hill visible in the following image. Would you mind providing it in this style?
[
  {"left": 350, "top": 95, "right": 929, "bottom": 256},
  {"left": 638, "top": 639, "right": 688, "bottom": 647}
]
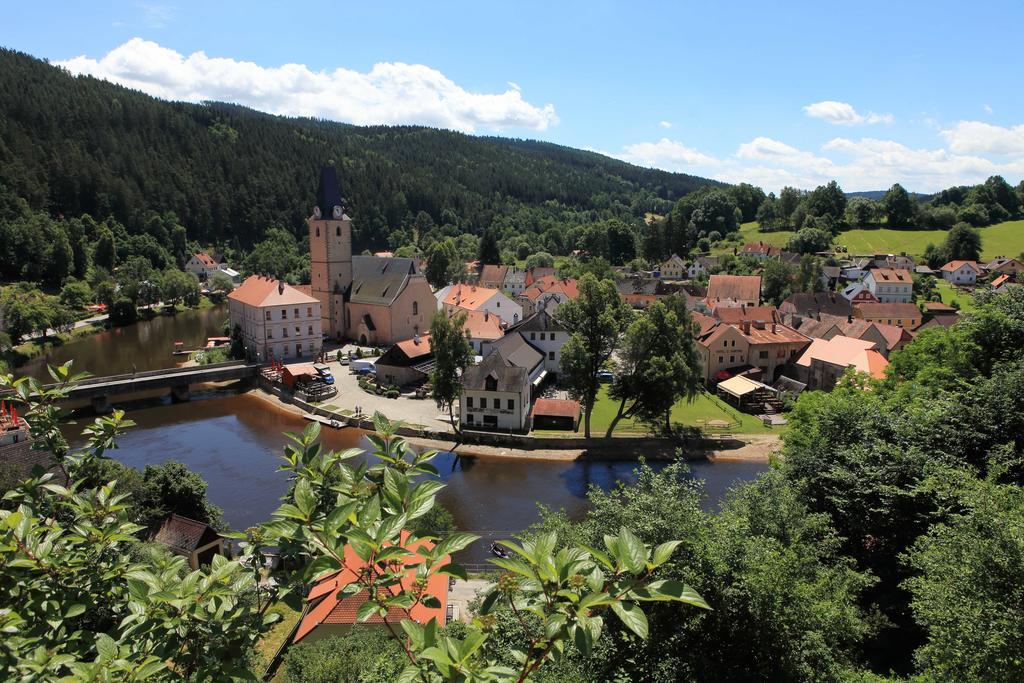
[{"left": 0, "top": 47, "right": 715, "bottom": 250}]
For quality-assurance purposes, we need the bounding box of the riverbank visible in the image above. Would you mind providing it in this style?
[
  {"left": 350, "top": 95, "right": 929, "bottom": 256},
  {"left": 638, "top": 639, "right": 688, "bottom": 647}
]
[{"left": 246, "top": 386, "right": 780, "bottom": 463}]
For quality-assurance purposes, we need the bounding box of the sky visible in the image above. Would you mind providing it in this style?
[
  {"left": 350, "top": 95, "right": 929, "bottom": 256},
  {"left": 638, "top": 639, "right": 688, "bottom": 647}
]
[{"left": 6, "top": 1, "right": 1024, "bottom": 193}]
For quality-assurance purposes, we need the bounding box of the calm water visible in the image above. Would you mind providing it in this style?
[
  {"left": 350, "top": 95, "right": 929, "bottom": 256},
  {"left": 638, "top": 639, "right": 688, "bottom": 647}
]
[
  {"left": 80, "top": 392, "right": 767, "bottom": 563},
  {"left": 20, "top": 305, "right": 228, "bottom": 381},
  {"left": 37, "top": 311, "right": 768, "bottom": 563}
]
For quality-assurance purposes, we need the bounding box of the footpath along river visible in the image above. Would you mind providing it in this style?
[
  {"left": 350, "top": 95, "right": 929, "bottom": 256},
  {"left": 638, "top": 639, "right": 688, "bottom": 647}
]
[{"left": 22, "top": 308, "right": 769, "bottom": 564}]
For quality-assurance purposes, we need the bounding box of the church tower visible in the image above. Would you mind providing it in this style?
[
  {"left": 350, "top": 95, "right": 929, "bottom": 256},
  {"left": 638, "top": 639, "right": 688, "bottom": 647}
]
[{"left": 308, "top": 166, "right": 352, "bottom": 339}]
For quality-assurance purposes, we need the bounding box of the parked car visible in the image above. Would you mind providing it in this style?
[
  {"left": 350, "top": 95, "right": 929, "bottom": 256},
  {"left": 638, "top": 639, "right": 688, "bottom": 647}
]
[
  {"left": 339, "top": 354, "right": 350, "bottom": 366},
  {"left": 313, "top": 364, "right": 334, "bottom": 385},
  {"left": 597, "top": 371, "right": 614, "bottom": 383}
]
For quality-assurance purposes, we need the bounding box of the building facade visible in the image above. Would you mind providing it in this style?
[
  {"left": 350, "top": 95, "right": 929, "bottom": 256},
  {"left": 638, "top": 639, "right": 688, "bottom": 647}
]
[
  {"left": 228, "top": 276, "right": 322, "bottom": 362},
  {"left": 940, "top": 260, "right": 980, "bottom": 285},
  {"left": 863, "top": 268, "right": 913, "bottom": 303}
]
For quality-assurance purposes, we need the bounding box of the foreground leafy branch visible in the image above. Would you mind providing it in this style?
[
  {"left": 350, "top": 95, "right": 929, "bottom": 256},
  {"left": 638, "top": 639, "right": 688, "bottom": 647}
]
[{"left": 264, "top": 414, "right": 710, "bottom": 682}]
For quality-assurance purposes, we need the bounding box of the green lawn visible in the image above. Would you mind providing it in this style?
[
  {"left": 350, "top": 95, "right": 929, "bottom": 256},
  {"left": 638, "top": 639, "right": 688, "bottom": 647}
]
[
  {"left": 254, "top": 600, "right": 302, "bottom": 675},
  {"left": 728, "top": 220, "right": 1024, "bottom": 260},
  {"left": 935, "top": 279, "right": 978, "bottom": 313},
  {"left": 537, "top": 387, "right": 778, "bottom": 436}
]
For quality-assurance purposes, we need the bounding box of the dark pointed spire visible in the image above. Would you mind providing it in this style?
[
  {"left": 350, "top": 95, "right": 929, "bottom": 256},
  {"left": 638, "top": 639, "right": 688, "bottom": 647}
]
[{"left": 316, "top": 165, "right": 343, "bottom": 219}]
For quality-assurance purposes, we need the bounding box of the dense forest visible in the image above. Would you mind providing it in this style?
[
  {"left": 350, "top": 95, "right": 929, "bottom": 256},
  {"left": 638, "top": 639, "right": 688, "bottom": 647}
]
[{"left": 0, "top": 47, "right": 713, "bottom": 258}]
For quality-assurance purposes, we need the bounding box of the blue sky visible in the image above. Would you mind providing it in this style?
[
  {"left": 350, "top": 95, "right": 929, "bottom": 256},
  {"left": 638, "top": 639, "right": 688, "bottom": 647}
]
[{"left": 7, "top": 1, "right": 1024, "bottom": 192}]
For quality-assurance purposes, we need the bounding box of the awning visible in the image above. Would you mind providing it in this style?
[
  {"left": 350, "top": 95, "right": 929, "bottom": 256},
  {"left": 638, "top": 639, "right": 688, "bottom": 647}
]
[{"left": 717, "top": 375, "right": 762, "bottom": 399}]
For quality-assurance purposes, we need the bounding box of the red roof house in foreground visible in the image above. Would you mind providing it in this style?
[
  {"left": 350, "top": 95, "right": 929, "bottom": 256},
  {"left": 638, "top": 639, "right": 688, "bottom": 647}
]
[{"left": 292, "top": 530, "right": 450, "bottom": 644}]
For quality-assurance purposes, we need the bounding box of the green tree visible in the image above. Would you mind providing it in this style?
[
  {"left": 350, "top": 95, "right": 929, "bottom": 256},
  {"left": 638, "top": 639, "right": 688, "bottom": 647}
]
[
  {"left": 796, "top": 254, "right": 825, "bottom": 293},
  {"left": 846, "top": 196, "right": 879, "bottom": 227},
  {"left": 429, "top": 311, "right": 473, "bottom": 432},
  {"left": 805, "top": 181, "right": 847, "bottom": 221},
  {"left": 785, "top": 226, "right": 833, "bottom": 254},
  {"left": 425, "top": 238, "right": 461, "bottom": 288},
  {"left": 605, "top": 302, "right": 702, "bottom": 436},
  {"left": 208, "top": 270, "right": 235, "bottom": 299},
  {"left": 0, "top": 284, "right": 54, "bottom": 342},
  {"left": 524, "top": 251, "right": 554, "bottom": 270},
  {"left": 557, "top": 273, "right": 631, "bottom": 438},
  {"left": 882, "top": 183, "right": 917, "bottom": 227},
  {"left": 59, "top": 278, "right": 93, "bottom": 310},
  {"left": 477, "top": 229, "right": 501, "bottom": 265},
  {"left": 244, "top": 227, "right": 303, "bottom": 280},
  {"left": 761, "top": 259, "right": 795, "bottom": 306},
  {"left": 159, "top": 268, "right": 201, "bottom": 306},
  {"left": 941, "top": 222, "right": 982, "bottom": 262}
]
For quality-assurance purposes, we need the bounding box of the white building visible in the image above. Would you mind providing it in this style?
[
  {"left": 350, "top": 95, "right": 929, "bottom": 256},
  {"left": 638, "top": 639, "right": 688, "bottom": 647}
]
[
  {"left": 460, "top": 335, "right": 543, "bottom": 432},
  {"left": 862, "top": 268, "right": 913, "bottom": 303},
  {"left": 503, "top": 267, "right": 528, "bottom": 296},
  {"left": 185, "top": 252, "right": 221, "bottom": 281},
  {"left": 442, "top": 284, "right": 522, "bottom": 326},
  {"left": 227, "top": 275, "right": 322, "bottom": 362},
  {"left": 939, "top": 260, "right": 980, "bottom": 285},
  {"left": 505, "top": 310, "right": 567, "bottom": 374}
]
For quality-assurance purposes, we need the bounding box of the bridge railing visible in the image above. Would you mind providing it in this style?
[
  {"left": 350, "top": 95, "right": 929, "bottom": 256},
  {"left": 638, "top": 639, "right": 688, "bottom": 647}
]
[{"left": 42, "top": 360, "right": 255, "bottom": 390}]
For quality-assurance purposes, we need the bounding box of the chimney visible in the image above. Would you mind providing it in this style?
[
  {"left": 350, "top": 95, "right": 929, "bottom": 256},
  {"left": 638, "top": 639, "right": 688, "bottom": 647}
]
[
  {"left": 742, "top": 321, "right": 751, "bottom": 334},
  {"left": 771, "top": 323, "right": 777, "bottom": 334},
  {"left": 413, "top": 332, "right": 420, "bottom": 345},
  {"left": 484, "top": 311, "right": 489, "bottom": 321},
  {"left": 847, "top": 314, "right": 853, "bottom": 323},
  {"left": 278, "top": 280, "right": 285, "bottom": 295}
]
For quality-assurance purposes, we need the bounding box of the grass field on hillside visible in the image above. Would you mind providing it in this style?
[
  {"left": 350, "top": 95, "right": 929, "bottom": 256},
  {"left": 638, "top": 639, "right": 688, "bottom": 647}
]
[{"left": 727, "top": 220, "right": 1024, "bottom": 260}]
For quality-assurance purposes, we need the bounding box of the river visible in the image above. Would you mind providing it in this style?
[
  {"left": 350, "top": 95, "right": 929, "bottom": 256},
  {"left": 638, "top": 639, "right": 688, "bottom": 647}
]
[{"left": 23, "top": 309, "right": 769, "bottom": 564}]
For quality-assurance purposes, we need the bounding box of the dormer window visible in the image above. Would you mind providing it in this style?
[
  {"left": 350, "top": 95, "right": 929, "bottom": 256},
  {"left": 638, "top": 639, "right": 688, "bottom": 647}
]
[{"left": 485, "top": 374, "right": 498, "bottom": 392}]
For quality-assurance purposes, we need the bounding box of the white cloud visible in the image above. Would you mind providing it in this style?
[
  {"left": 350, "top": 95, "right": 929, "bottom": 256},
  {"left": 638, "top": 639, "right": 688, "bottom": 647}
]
[
  {"left": 984, "top": 104, "right": 994, "bottom": 114},
  {"left": 57, "top": 38, "right": 557, "bottom": 133},
  {"left": 940, "top": 120, "right": 1024, "bottom": 156},
  {"left": 137, "top": 3, "right": 173, "bottom": 29},
  {"left": 659, "top": 120, "right": 672, "bottom": 129},
  {"left": 803, "top": 100, "right": 893, "bottom": 126},
  {"left": 616, "top": 138, "right": 719, "bottom": 170}
]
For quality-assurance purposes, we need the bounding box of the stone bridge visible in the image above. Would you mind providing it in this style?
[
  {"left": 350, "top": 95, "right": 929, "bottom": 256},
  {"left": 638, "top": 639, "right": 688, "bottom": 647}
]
[{"left": 42, "top": 361, "right": 262, "bottom": 413}]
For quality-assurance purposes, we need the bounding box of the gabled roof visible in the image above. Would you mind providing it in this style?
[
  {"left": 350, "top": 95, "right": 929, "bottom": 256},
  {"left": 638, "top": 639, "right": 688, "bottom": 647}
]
[
  {"left": 460, "top": 310, "right": 505, "bottom": 341},
  {"left": 940, "top": 260, "right": 980, "bottom": 273},
  {"left": 523, "top": 276, "right": 579, "bottom": 300},
  {"left": 922, "top": 301, "right": 957, "bottom": 314},
  {"left": 150, "top": 514, "right": 220, "bottom": 553},
  {"left": 707, "top": 274, "right": 761, "bottom": 303},
  {"left": 508, "top": 309, "right": 565, "bottom": 334},
  {"left": 991, "top": 273, "right": 1011, "bottom": 288},
  {"left": 462, "top": 347, "right": 530, "bottom": 392},
  {"left": 780, "top": 292, "right": 853, "bottom": 318},
  {"left": 741, "top": 241, "right": 780, "bottom": 257},
  {"left": 855, "top": 302, "right": 922, "bottom": 319},
  {"left": 531, "top": 398, "right": 580, "bottom": 419},
  {"left": 661, "top": 253, "right": 686, "bottom": 267},
  {"left": 490, "top": 332, "right": 544, "bottom": 371},
  {"left": 192, "top": 252, "right": 217, "bottom": 267},
  {"left": 294, "top": 530, "right": 447, "bottom": 642},
  {"left": 350, "top": 256, "right": 419, "bottom": 306},
  {"left": 478, "top": 264, "right": 509, "bottom": 286},
  {"left": 713, "top": 305, "right": 780, "bottom": 324},
  {"left": 985, "top": 256, "right": 1023, "bottom": 270},
  {"left": 795, "top": 336, "right": 889, "bottom": 379},
  {"left": 443, "top": 283, "right": 500, "bottom": 311},
  {"left": 228, "top": 275, "right": 320, "bottom": 307},
  {"left": 525, "top": 267, "right": 556, "bottom": 286},
  {"left": 393, "top": 334, "right": 433, "bottom": 360},
  {"left": 867, "top": 268, "right": 912, "bottom": 283}
]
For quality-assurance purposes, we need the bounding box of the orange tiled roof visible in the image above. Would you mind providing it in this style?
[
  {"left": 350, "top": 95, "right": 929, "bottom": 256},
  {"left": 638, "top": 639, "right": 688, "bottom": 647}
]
[
  {"left": 227, "top": 275, "right": 319, "bottom": 307},
  {"left": 293, "top": 530, "right": 448, "bottom": 643},
  {"left": 394, "top": 334, "right": 432, "bottom": 359},
  {"left": 443, "top": 283, "right": 500, "bottom": 311},
  {"left": 940, "top": 260, "right": 979, "bottom": 273},
  {"left": 855, "top": 302, "right": 922, "bottom": 319},
  {"left": 795, "top": 335, "right": 889, "bottom": 379},
  {"left": 193, "top": 252, "right": 217, "bottom": 267},
  {"left": 531, "top": 398, "right": 581, "bottom": 419},
  {"left": 460, "top": 309, "right": 504, "bottom": 340},
  {"left": 868, "top": 267, "right": 913, "bottom": 282},
  {"left": 706, "top": 274, "right": 761, "bottom": 303}
]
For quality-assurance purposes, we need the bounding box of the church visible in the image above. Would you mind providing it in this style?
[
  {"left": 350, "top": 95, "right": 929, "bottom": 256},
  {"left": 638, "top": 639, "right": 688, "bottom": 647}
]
[{"left": 309, "top": 167, "right": 435, "bottom": 346}]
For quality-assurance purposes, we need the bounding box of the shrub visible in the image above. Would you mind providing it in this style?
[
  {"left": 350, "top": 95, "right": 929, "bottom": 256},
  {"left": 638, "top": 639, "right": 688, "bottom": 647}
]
[
  {"left": 386, "top": 388, "right": 400, "bottom": 399},
  {"left": 280, "top": 629, "right": 403, "bottom": 683}
]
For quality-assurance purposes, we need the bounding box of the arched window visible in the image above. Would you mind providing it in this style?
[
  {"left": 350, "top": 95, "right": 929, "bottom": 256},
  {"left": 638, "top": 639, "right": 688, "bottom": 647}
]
[
  {"left": 336, "top": 226, "right": 341, "bottom": 237},
  {"left": 413, "top": 301, "right": 419, "bottom": 315}
]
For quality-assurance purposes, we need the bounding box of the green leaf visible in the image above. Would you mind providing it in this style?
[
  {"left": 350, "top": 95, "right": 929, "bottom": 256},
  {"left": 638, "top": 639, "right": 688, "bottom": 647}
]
[
  {"left": 479, "top": 589, "right": 501, "bottom": 615},
  {"left": 375, "top": 512, "right": 407, "bottom": 544},
  {"left": 434, "top": 532, "right": 479, "bottom": 557},
  {"left": 611, "top": 601, "right": 649, "bottom": 639},
  {"left": 64, "top": 603, "right": 86, "bottom": 619},
  {"left": 293, "top": 479, "right": 316, "bottom": 517},
  {"left": 437, "top": 562, "right": 468, "bottom": 581},
  {"left": 356, "top": 600, "right": 381, "bottom": 623},
  {"left": 580, "top": 543, "right": 614, "bottom": 571},
  {"left": 616, "top": 527, "right": 648, "bottom": 573},
  {"left": 650, "top": 540, "right": 682, "bottom": 568},
  {"left": 641, "top": 580, "right": 712, "bottom": 610}
]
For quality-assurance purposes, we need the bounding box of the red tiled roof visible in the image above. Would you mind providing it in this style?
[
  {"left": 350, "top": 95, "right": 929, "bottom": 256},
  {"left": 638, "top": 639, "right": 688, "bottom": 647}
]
[
  {"left": 854, "top": 302, "right": 922, "bottom": 320},
  {"left": 940, "top": 260, "right": 979, "bottom": 273},
  {"left": 868, "top": 268, "right": 913, "bottom": 283},
  {"left": 443, "top": 284, "right": 499, "bottom": 311},
  {"left": 394, "top": 333, "right": 433, "bottom": 359},
  {"left": 522, "top": 276, "right": 579, "bottom": 301},
  {"left": 706, "top": 275, "right": 761, "bottom": 303},
  {"left": 712, "top": 305, "right": 780, "bottom": 324},
  {"left": 922, "top": 301, "right": 957, "bottom": 313},
  {"left": 294, "top": 530, "right": 448, "bottom": 642},
  {"left": 228, "top": 275, "right": 319, "bottom": 307},
  {"left": 531, "top": 398, "right": 581, "bottom": 419},
  {"left": 150, "top": 514, "right": 220, "bottom": 553},
  {"left": 459, "top": 310, "right": 504, "bottom": 340},
  {"left": 478, "top": 264, "right": 509, "bottom": 286},
  {"left": 991, "top": 274, "right": 1011, "bottom": 288},
  {"left": 193, "top": 252, "right": 217, "bottom": 267},
  {"left": 741, "top": 241, "right": 780, "bottom": 256}
]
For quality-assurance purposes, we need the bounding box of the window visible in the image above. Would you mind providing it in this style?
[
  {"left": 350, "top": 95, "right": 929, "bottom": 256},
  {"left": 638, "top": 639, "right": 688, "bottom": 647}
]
[
  {"left": 530, "top": 332, "right": 536, "bottom": 340},
  {"left": 729, "top": 355, "right": 735, "bottom": 363},
  {"left": 484, "top": 415, "right": 498, "bottom": 427},
  {"left": 548, "top": 351, "right": 555, "bottom": 360},
  {"left": 480, "top": 398, "right": 487, "bottom": 409},
  {"left": 307, "top": 307, "right": 313, "bottom": 317},
  {"left": 413, "top": 301, "right": 419, "bottom": 315},
  {"left": 295, "top": 326, "right": 300, "bottom": 336},
  {"left": 336, "top": 226, "right": 341, "bottom": 236},
  {"left": 467, "top": 397, "right": 473, "bottom": 408},
  {"left": 281, "top": 310, "right": 287, "bottom": 319},
  {"left": 308, "top": 325, "right": 314, "bottom": 335},
  {"left": 294, "top": 308, "right": 299, "bottom": 318},
  {"left": 267, "top": 329, "right": 273, "bottom": 339},
  {"left": 759, "top": 350, "right": 768, "bottom": 359},
  {"left": 507, "top": 399, "right": 514, "bottom": 410},
  {"left": 719, "top": 356, "right": 724, "bottom": 363},
  {"left": 283, "top": 328, "right": 289, "bottom": 338},
  {"left": 265, "top": 311, "right": 271, "bottom": 320},
  {"left": 496, "top": 301, "right": 501, "bottom": 307}
]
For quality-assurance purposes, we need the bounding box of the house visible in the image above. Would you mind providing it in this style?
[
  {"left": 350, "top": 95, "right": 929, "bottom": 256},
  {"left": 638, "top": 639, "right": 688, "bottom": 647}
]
[
  {"left": 863, "top": 268, "right": 913, "bottom": 303},
  {"left": 659, "top": 254, "right": 686, "bottom": 279},
  {"left": 518, "top": 276, "right": 578, "bottom": 317},
  {"left": 308, "top": 167, "right": 435, "bottom": 345},
  {"left": 841, "top": 258, "right": 872, "bottom": 281},
  {"left": 228, "top": 276, "right": 322, "bottom": 362},
  {"left": 525, "top": 267, "right": 556, "bottom": 287},
  {"left": 503, "top": 267, "right": 528, "bottom": 295},
  {"left": 821, "top": 266, "right": 843, "bottom": 289},
  {"left": 872, "top": 254, "right": 916, "bottom": 271},
  {"left": 984, "top": 256, "right": 1024, "bottom": 277},
  {"left": 185, "top": 252, "right": 220, "bottom": 280},
  {"left": 915, "top": 265, "right": 937, "bottom": 277},
  {"left": 478, "top": 264, "right": 509, "bottom": 289},
  {"left": 940, "top": 260, "right": 981, "bottom": 285},
  {"left": 374, "top": 333, "right": 434, "bottom": 386},
  {"left": 854, "top": 302, "right": 923, "bottom": 329},
  {"left": 150, "top": 514, "right": 227, "bottom": 570},
  {"left": 505, "top": 309, "right": 567, "bottom": 373},
  {"left": 706, "top": 274, "right": 761, "bottom": 307},
  {"left": 292, "top": 530, "right": 449, "bottom": 644},
  {"left": 687, "top": 255, "right": 719, "bottom": 279},
  {"left": 0, "top": 410, "right": 68, "bottom": 486},
  {"left": 740, "top": 241, "right": 781, "bottom": 260},
  {"left": 779, "top": 292, "right": 853, "bottom": 320},
  {"left": 694, "top": 318, "right": 810, "bottom": 384},
  {"left": 795, "top": 314, "right": 912, "bottom": 358},
  {"left": 617, "top": 277, "right": 663, "bottom": 310},
  {"left": 793, "top": 336, "right": 888, "bottom": 390},
  {"left": 840, "top": 282, "right": 879, "bottom": 305},
  {"left": 712, "top": 305, "right": 781, "bottom": 325},
  {"left": 460, "top": 337, "right": 544, "bottom": 431},
  {"left": 531, "top": 398, "right": 581, "bottom": 431},
  {"left": 443, "top": 284, "right": 522, "bottom": 325},
  {"left": 459, "top": 309, "right": 505, "bottom": 355}
]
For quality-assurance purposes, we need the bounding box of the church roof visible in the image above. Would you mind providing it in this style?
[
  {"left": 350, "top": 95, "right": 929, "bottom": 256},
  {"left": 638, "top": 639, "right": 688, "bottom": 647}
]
[
  {"left": 349, "top": 256, "right": 419, "bottom": 306},
  {"left": 316, "top": 166, "right": 344, "bottom": 219}
]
